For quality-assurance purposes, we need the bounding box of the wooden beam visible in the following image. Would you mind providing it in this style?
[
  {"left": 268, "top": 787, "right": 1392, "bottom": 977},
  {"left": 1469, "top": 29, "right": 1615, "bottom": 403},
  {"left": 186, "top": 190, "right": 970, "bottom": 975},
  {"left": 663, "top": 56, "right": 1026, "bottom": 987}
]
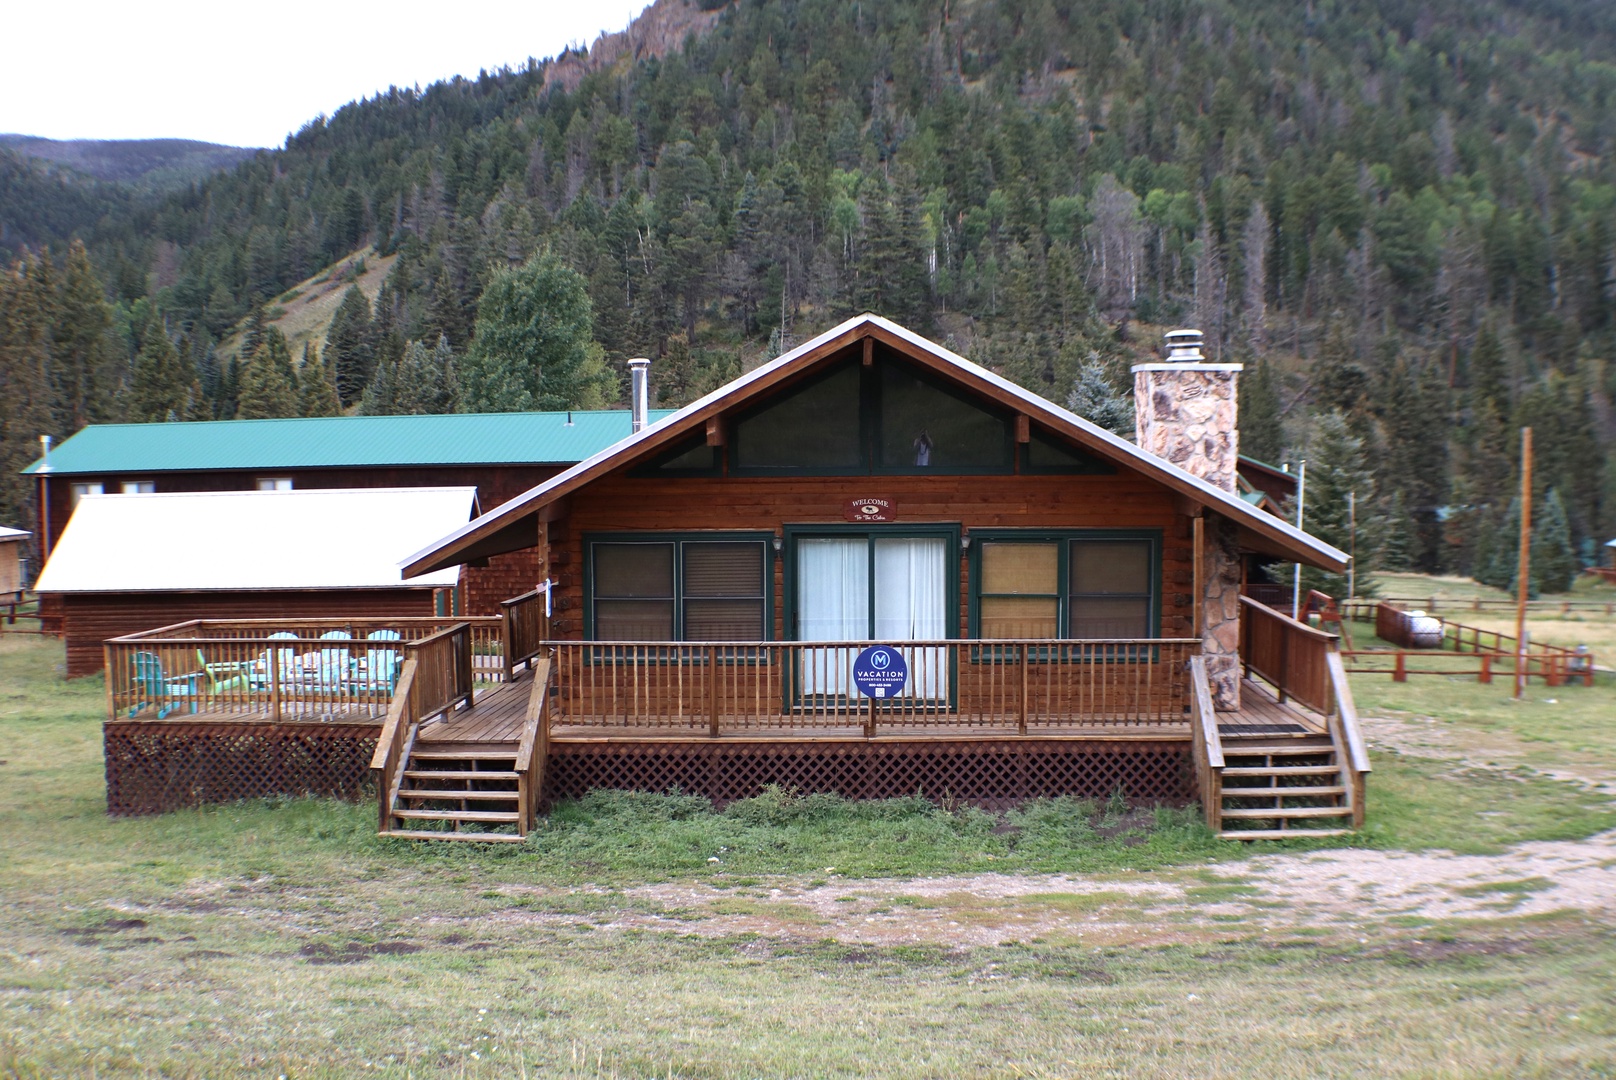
[
  {"left": 705, "top": 417, "right": 725, "bottom": 446},
  {"left": 1014, "top": 414, "right": 1031, "bottom": 444},
  {"left": 862, "top": 337, "right": 874, "bottom": 366},
  {"left": 1192, "top": 510, "right": 1205, "bottom": 639}
]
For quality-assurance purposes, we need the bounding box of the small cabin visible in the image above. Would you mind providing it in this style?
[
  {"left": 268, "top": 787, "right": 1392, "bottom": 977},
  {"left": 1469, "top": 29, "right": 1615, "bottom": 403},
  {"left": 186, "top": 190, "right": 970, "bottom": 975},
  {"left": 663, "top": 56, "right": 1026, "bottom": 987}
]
[
  {"left": 93, "top": 316, "right": 1369, "bottom": 842},
  {"left": 0, "top": 524, "right": 29, "bottom": 615}
]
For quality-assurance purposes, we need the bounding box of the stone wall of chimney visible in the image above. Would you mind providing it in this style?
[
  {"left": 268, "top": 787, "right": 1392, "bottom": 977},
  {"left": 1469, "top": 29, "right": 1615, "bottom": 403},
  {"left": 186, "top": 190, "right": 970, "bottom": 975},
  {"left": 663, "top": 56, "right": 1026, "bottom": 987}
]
[
  {"left": 1202, "top": 516, "right": 1244, "bottom": 709},
  {"left": 1131, "top": 364, "right": 1243, "bottom": 493}
]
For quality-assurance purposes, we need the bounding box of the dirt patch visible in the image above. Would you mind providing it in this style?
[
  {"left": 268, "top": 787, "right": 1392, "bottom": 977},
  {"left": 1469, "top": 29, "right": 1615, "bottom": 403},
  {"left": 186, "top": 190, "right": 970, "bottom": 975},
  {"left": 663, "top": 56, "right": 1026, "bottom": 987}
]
[
  {"left": 1361, "top": 712, "right": 1616, "bottom": 795},
  {"left": 299, "top": 940, "right": 423, "bottom": 965}
]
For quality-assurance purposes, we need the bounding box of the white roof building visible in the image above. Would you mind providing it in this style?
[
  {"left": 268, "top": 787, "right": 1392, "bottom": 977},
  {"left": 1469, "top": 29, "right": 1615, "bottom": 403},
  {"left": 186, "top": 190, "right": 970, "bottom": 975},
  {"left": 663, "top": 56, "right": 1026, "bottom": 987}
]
[{"left": 35, "top": 487, "right": 475, "bottom": 593}]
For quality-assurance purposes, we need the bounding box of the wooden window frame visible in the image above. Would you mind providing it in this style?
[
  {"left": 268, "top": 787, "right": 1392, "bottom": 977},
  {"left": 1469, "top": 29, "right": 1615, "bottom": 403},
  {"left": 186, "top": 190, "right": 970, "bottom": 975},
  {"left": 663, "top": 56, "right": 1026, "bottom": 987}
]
[{"left": 583, "top": 531, "right": 775, "bottom": 650}]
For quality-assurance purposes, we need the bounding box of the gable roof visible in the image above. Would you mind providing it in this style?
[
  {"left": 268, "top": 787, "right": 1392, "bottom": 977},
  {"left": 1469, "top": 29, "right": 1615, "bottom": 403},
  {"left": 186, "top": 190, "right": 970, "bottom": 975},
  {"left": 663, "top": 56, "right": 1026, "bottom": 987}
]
[
  {"left": 21, "top": 409, "right": 676, "bottom": 476},
  {"left": 36, "top": 487, "right": 473, "bottom": 593},
  {"left": 402, "top": 315, "right": 1350, "bottom": 577}
]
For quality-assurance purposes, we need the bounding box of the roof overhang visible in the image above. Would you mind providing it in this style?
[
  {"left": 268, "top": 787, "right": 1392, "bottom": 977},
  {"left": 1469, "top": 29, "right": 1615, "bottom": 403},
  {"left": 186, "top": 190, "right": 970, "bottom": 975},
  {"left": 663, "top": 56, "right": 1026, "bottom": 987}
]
[{"left": 403, "top": 315, "right": 1349, "bottom": 577}]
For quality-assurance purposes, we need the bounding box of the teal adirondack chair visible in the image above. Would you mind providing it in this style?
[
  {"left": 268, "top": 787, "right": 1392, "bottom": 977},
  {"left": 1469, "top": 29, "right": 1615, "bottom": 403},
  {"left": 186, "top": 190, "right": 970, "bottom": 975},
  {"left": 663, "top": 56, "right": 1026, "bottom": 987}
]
[
  {"left": 313, "top": 630, "right": 353, "bottom": 690},
  {"left": 128, "top": 651, "right": 201, "bottom": 719},
  {"left": 361, "top": 629, "right": 403, "bottom": 692}
]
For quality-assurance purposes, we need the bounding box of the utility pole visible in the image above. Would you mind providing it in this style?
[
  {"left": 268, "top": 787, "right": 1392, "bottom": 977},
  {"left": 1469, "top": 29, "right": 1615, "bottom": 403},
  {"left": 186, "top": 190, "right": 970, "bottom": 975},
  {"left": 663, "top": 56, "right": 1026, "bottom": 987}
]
[
  {"left": 1347, "top": 490, "right": 1356, "bottom": 600},
  {"left": 1292, "top": 459, "right": 1307, "bottom": 620},
  {"left": 1514, "top": 427, "right": 1533, "bottom": 700}
]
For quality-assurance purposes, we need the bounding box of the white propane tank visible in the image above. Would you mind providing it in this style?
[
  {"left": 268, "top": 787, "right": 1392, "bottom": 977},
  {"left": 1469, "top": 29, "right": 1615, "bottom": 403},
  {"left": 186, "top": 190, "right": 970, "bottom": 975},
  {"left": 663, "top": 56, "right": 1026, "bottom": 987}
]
[{"left": 1406, "top": 611, "right": 1444, "bottom": 649}]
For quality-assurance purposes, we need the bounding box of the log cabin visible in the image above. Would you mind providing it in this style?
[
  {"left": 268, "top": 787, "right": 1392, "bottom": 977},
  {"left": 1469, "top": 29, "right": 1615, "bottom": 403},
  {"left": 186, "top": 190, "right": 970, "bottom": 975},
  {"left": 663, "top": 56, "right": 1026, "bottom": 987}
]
[
  {"left": 97, "top": 315, "right": 1369, "bottom": 842},
  {"left": 0, "top": 524, "right": 28, "bottom": 619}
]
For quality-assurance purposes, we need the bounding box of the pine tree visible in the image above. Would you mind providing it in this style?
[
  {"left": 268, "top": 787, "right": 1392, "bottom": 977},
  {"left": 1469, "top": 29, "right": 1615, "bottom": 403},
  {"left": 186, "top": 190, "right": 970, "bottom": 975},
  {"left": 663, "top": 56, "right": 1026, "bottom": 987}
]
[
  {"left": 1533, "top": 489, "right": 1578, "bottom": 594},
  {"left": 0, "top": 256, "right": 58, "bottom": 556},
  {"left": 1297, "top": 410, "right": 1377, "bottom": 596},
  {"left": 460, "top": 251, "right": 613, "bottom": 412},
  {"left": 1468, "top": 322, "right": 1507, "bottom": 412},
  {"left": 327, "top": 286, "right": 376, "bottom": 407},
  {"left": 236, "top": 328, "right": 300, "bottom": 419},
  {"left": 391, "top": 335, "right": 459, "bottom": 414},
  {"left": 51, "top": 240, "right": 121, "bottom": 430},
  {"left": 297, "top": 343, "right": 342, "bottom": 417},
  {"left": 1065, "top": 355, "right": 1134, "bottom": 436},
  {"left": 359, "top": 358, "right": 400, "bottom": 415},
  {"left": 1239, "top": 357, "right": 1284, "bottom": 464},
  {"left": 128, "top": 322, "right": 195, "bottom": 422}
]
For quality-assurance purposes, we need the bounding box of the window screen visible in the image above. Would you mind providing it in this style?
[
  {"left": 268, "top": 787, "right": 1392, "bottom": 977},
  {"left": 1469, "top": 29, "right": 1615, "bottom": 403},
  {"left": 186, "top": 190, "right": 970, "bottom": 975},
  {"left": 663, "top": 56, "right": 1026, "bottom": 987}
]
[
  {"left": 591, "top": 539, "right": 768, "bottom": 641},
  {"left": 683, "top": 541, "right": 766, "bottom": 640},
  {"left": 1068, "top": 540, "right": 1152, "bottom": 638},
  {"left": 733, "top": 363, "right": 862, "bottom": 471},
  {"left": 594, "top": 543, "right": 675, "bottom": 640},
  {"left": 878, "top": 362, "right": 1010, "bottom": 471},
  {"left": 978, "top": 542, "right": 1059, "bottom": 638}
]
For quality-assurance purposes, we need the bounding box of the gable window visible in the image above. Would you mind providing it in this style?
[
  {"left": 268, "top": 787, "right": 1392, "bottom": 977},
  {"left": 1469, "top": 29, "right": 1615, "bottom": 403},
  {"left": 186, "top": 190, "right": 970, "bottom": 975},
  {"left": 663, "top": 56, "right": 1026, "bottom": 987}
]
[
  {"left": 588, "top": 536, "right": 770, "bottom": 642},
  {"left": 121, "top": 480, "right": 156, "bottom": 494},
  {"left": 70, "top": 482, "right": 103, "bottom": 507},
  {"left": 973, "top": 532, "right": 1159, "bottom": 640},
  {"left": 257, "top": 477, "right": 293, "bottom": 491},
  {"left": 730, "top": 347, "right": 1012, "bottom": 475}
]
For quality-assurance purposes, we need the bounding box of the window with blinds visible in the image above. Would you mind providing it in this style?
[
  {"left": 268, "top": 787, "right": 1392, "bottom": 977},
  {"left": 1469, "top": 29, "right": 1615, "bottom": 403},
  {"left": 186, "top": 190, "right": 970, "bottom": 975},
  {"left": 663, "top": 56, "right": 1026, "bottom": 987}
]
[
  {"left": 1068, "top": 540, "right": 1152, "bottom": 638},
  {"left": 978, "top": 542, "right": 1060, "bottom": 638},
  {"left": 973, "top": 534, "right": 1157, "bottom": 641},
  {"left": 590, "top": 537, "right": 768, "bottom": 642}
]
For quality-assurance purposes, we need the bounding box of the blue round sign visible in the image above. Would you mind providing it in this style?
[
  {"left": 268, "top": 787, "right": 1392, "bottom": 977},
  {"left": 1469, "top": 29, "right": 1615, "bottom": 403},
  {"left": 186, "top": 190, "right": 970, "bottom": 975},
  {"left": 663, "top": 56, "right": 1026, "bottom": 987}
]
[{"left": 853, "top": 645, "right": 909, "bottom": 699}]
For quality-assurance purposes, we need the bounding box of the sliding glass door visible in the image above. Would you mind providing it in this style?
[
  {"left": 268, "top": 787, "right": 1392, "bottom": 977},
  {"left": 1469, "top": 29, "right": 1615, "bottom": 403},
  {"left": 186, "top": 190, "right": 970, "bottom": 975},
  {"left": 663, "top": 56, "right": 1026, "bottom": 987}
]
[{"left": 795, "top": 533, "right": 950, "bottom": 699}]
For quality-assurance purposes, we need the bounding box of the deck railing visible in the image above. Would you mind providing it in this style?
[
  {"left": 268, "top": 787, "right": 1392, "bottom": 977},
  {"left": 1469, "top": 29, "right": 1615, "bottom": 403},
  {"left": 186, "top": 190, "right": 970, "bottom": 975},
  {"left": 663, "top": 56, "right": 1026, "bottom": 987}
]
[
  {"left": 542, "top": 638, "right": 1199, "bottom": 736},
  {"left": 370, "top": 624, "right": 479, "bottom": 831},
  {"left": 1239, "top": 595, "right": 1334, "bottom": 714},
  {"left": 501, "top": 589, "right": 549, "bottom": 682},
  {"left": 105, "top": 616, "right": 498, "bottom": 722}
]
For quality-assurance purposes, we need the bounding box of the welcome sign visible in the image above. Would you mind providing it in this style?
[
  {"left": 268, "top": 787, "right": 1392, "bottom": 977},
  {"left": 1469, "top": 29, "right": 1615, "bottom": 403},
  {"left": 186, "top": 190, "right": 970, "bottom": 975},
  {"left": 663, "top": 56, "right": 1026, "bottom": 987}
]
[{"left": 843, "top": 497, "right": 896, "bottom": 522}]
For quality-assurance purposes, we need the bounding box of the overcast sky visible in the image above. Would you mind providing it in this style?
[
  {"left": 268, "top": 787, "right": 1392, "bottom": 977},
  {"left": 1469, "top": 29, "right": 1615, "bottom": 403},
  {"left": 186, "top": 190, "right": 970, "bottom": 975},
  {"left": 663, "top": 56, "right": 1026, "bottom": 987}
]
[{"left": 3, "top": 0, "right": 651, "bottom": 148}]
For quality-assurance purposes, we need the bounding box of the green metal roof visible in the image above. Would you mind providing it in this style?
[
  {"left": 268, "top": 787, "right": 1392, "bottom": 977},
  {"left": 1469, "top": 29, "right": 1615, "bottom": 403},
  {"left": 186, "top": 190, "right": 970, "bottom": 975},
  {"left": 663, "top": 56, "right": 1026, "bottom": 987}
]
[{"left": 23, "top": 410, "right": 678, "bottom": 476}]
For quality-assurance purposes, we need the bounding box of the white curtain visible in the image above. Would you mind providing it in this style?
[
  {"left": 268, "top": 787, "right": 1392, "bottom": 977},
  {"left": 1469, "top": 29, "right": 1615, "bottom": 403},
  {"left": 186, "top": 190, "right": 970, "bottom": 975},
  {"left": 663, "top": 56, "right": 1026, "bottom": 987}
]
[
  {"left": 798, "top": 538, "right": 868, "bottom": 695},
  {"left": 874, "top": 538, "right": 947, "bottom": 698}
]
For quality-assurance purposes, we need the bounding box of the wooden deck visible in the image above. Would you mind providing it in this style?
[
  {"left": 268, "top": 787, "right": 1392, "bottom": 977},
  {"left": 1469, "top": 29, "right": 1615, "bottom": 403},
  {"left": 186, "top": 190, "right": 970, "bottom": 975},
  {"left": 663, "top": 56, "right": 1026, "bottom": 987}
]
[{"left": 402, "top": 673, "right": 1324, "bottom": 747}]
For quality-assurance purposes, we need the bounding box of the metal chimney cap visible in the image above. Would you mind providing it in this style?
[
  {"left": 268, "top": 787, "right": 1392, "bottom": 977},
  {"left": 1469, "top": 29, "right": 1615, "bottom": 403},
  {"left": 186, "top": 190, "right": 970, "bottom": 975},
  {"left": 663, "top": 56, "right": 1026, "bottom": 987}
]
[
  {"left": 627, "top": 357, "right": 652, "bottom": 369},
  {"left": 1163, "top": 328, "right": 1205, "bottom": 362}
]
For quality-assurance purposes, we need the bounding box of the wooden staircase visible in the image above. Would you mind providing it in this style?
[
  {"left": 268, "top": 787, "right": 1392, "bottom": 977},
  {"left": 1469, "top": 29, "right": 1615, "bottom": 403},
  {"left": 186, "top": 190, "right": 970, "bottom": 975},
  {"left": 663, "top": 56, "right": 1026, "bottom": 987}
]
[
  {"left": 370, "top": 639, "right": 552, "bottom": 844},
  {"left": 381, "top": 743, "right": 526, "bottom": 842},
  {"left": 1213, "top": 730, "right": 1354, "bottom": 840}
]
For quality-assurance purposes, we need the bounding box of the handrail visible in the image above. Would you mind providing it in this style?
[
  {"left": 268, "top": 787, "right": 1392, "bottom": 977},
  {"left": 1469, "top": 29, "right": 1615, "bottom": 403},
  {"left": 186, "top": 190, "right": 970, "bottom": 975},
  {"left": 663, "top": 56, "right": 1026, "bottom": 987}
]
[
  {"left": 1188, "top": 656, "right": 1224, "bottom": 833},
  {"left": 370, "top": 657, "right": 420, "bottom": 832},
  {"left": 501, "top": 589, "right": 548, "bottom": 682},
  {"left": 1238, "top": 595, "right": 1336, "bottom": 714},
  {"left": 1323, "top": 644, "right": 1370, "bottom": 829},
  {"left": 513, "top": 656, "right": 554, "bottom": 835}
]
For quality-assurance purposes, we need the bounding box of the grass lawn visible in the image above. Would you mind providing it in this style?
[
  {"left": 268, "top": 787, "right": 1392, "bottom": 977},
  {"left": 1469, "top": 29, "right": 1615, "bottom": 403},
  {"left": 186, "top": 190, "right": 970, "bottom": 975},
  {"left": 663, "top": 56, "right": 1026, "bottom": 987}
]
[{"left": 4, "top": 633, "right": 1616, "bottom": 1077}]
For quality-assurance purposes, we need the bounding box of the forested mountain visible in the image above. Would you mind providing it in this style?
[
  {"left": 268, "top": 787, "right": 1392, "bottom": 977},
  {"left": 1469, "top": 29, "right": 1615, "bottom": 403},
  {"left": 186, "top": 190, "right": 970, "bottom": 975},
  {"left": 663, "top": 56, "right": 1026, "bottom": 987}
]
[
  {"left": 0, "top": 136, "right": 258, "bottom": 192},
  {"left": 4, "top": 0, "right": 1616, "bottom": 588}
]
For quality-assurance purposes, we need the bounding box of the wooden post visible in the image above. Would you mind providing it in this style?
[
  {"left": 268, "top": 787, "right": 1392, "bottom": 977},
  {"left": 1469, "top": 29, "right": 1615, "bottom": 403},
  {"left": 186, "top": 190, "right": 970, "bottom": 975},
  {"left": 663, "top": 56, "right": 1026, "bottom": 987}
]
[
  {"left": 1192, "top": 511, "right": 1205, "bottom": 638},
  {"left": 1393, "top": 652, "right": 1406, "bottom": 682},
  {"left": 1479, "top": 653, "right": 1492, "bottom": 684},
  {"left": 866, "top": 695, "right": 876, "bottom": 739},
  {"left": 268, "top": 644, "right": 282, "bottom": 723},
  {"left": 1018, "top": 642, "right": 1028, "bottom": 736},
  {"left": 708, "top": 645, "right": 720, "bottom": 738},
  {"left": 1515, "top": 427, "right": 1532, "bottom": 700}
]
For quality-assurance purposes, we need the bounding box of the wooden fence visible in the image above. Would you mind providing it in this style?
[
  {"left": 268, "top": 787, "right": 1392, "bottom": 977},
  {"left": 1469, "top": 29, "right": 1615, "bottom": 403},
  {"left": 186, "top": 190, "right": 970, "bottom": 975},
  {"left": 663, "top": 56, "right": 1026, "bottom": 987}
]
[
  {"left": 1238, "top": 595, "right": 1334, "bottom": 714},
  {"left": 543, "top": 638, "right": 1200, "bottom": 737},
  {"left": 1339, "top": 601, "right": 1596, "bottom": 686},
  {"left": 501, "top": 588, "right": 549, "bottom": 682},
  {"left": 1342, "top": 596, "right": 1616, "bottom": 618}
]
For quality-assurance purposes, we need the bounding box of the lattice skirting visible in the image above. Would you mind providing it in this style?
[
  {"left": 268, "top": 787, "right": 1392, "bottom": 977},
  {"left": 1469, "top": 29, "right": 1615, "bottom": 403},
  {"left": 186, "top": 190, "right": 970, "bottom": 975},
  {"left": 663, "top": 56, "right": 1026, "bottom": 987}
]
[
  {"left": 543, "top": 740, "right": 1193, "bottom": 809},
  {"left": 104, "top": 722, "right": 380, "bottom": 816}
]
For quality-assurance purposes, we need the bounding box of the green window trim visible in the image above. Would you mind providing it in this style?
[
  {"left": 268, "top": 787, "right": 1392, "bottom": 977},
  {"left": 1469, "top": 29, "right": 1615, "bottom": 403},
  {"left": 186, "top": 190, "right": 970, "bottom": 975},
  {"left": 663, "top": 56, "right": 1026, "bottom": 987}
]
[
  {"left": 967, "top": 529, "right": 1163, "bottom": 660},
  {"left": 583, "top": 532, "right": 776, "bottom": 654}
]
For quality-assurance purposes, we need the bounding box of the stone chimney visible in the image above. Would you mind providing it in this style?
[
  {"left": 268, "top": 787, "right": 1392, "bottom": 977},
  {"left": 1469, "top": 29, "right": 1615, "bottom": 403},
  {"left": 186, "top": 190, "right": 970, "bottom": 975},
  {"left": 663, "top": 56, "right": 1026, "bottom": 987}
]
[
  {"left": 1131, "top": 330, "right": 1242, "bottom": 491},
  {"left": 1133, "top": 330, "right": 1245, "bottom": 708}
]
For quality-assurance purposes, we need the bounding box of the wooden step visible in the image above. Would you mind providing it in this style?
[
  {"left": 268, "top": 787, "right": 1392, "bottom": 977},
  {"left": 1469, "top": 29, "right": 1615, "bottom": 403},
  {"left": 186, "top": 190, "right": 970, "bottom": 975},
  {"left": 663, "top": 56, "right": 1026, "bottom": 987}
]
[
  {"left": 1218, "top": 828, "right": 1353, "bottom": 841},
  {"left": 391, "top": 808, "right": 520, "bottom": 823},
  {"left": 379, "top": 829, "right": 526, "bottom": 844},
  {"left": 1220, "top": 785, "right": 1344, "bottom": 798},
  {"left": 1222, "top": 764, "right": 1340, "bottom": 777},
  {"left": 1220, "top": 805, "right": 1354, "bottom": 820},
  {"left": 1221, "top": 743, "right": 1335, "bottom": 756},
  {"left": 402, "top": 769, "right": 519, "bottom": 781},
  {"left": 397, "top": 788, "right": 520, "bottom": 801},
  {"left": 409, "top": 751, "right": 517, "bottom": 762}
]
